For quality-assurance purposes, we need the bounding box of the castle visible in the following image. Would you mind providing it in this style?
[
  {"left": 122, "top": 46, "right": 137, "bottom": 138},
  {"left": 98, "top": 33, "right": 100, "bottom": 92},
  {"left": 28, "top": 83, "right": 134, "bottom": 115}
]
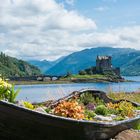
[
  {"left": 79, "top": 56, "right": 121, "bottom": 77},
  {"left": 96, "top": 56, "right": 120, "bottom": 76}
]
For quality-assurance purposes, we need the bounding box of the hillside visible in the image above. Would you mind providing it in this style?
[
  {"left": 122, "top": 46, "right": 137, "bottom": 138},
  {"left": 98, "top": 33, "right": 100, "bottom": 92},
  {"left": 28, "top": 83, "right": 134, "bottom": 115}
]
[
  {"left": 46, "top": 47, "right": 139, "bottom": 76},
  {"left": 118, "top": 52, "right": 140, "bottom": 76},
  {"left": 0, "top": 52, "right": 41, "bottom": 77}
]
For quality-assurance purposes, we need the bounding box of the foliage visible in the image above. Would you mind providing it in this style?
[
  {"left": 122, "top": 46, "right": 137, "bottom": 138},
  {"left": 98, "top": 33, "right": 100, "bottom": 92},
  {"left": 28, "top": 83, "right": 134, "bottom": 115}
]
[
  {"left": 66, "top": 71, "right": 72, "bottom": 77},
  {"left": 95, "top": 105, "right": 108, "bottom": 116},
  {"left": 107, "top": 101, "right": 135, "bottom": 117},
  {"left": 79, "top": 93, "right": 105, "bottom": 106},
  {"left": 95, "top": 97, "right": 105, "bottom": 106},
  {"left": 5, "top": 85, "right": 20, "bottom": 103},
  {"left": 79, "top": 70, "right": 87, "bottom": 75},
  {"left": 79, "top": 93, "right": 95, "bottom": 105},
  {"left": 113, "top": 116, "right": 125, "bottom": 121},
  {"left": 108, "top": 92, "right": 140, "bottom": 104},
  {"left": 84, "top": 110, "right": 96, "bottom": 120},
  {"left": 118, "top": 101, "right": 134, "bottom": 117},
  {"left": 53, "top": 100, "right": 85, "bottom": 120},
  {"left": 136, "top": 106, "right": 140, "bottom": 110},
  {"left": 133, "top": 123, "right": 140, "bottom": 130},
  {"left": 23, "top": 101, "right": 34, "bottom": 110},
  {"left": 45, "top": 107, "right": 52, "bottom": 113},
  {"left": 0, "top": 52, "right": 41, "bottom": 77},
  {"left": 0, "top": 77, "right": 20, "bottom": 103}
]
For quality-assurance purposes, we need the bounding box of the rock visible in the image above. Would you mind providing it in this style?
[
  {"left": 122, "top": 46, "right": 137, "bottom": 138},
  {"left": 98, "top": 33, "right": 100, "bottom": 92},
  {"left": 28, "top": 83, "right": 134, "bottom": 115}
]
[
  {"left": 135, "top": 110, "right": 140, "bottom": 115},
  {"left": 113, "top": 129, "right": 140, "bottom": 140},
  {"left": 94, "top": 115, "right": 113, "bottom": 121},
  {"left": 110, "top": 114, "right": 117, "bottom": 119},
  {"left": 34, "top": 107, "right": 46, "bottom": 114},
  {"left": 16, "top": 100, "right": 24, "bottom": 107}
]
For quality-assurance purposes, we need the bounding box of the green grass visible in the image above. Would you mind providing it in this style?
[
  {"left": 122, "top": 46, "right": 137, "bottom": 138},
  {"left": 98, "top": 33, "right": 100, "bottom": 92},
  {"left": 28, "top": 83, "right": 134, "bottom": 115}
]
[
  {"left": 108, "top": 91, "right": 140, "bottom": 104},
  {"left": 62, "top": 74, "right": 107, "bottom": 80}
]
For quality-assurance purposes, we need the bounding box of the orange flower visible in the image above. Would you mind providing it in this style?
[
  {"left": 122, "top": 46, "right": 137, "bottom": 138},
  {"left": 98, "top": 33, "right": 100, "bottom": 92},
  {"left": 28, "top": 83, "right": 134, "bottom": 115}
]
[{"left": 54, "top": 100, "right": 85, "bottom": 120}]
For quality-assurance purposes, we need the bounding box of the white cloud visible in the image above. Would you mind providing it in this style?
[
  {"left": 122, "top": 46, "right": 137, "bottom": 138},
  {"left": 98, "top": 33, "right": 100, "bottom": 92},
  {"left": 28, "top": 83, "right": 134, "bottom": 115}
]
[
  {"left": 0, "top": 0, "right": 97, "bottom": 60},
  {"left": 0, "top": 0, "right": 140, "bottom": 61}
]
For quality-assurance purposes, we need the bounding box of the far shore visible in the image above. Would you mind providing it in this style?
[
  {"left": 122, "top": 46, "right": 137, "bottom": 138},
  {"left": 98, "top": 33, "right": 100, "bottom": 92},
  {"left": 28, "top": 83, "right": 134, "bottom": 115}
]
[
  {"left": 9, "top": 74, "right": 138, "bottom": 85},
  {"left": 9, "top": 78, "right": 131, "bottom": 85},
  {"left": 9, "top": 80, "right": 72, "bottom": 85}
]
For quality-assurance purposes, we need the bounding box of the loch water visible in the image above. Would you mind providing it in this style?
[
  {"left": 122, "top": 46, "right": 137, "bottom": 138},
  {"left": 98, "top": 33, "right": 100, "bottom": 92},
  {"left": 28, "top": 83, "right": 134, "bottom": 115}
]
[{"left": 16, "top": 76, "right": 140, "bottom": 103}]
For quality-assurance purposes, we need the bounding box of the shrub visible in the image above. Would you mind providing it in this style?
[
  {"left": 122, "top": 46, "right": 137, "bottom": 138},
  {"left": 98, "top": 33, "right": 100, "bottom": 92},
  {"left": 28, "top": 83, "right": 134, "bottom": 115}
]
[
  {"left": 85, "top": 110, "right": 96, "bottom": 120},
  {"left": 0, "top": 77, "right": 20, "bottom": 103},
  {"left": 95, "top": 105, "right": 108, "bottom": 116},
  {"left": 107, "top": 102, "right": 120, "bottom": 115},
  {"left": 107, "top": 101, "right": 135, "bottom": 117},
  {"left": 118, "top": 101, "right": 134, "bottom": 117},
  {"left": 114, "top": 116, "right": 125, "bottom": 121},
  {"left": 133, "top": 123, "right": 140, "bottom": 130},
  {"left": 54, "top": 100, "right": 85, "bottom": 120},
  {"left": 23, "top": 101, "right": 34, "bottom": 110},
  {"left": 95, "top": 97, "right": 105, "bottom": 106},
  {"left": 45, "top": 107, "right": 52, "bottom": 113},
  {"left": 136, "top": 106, "right": 140, "bottom": 110},
  {"left": 79, "top": 70, "right": 87, "bottom": 75},
  {"left": 79, "top": 93, "right": 95, "bottom": 105}
]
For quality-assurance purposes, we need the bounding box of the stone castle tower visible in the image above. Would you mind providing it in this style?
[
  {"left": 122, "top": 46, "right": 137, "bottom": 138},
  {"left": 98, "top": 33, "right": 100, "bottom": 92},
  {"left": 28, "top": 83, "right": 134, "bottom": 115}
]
[
  {"left": 96, "top": 56, "right": 120, "bottom": 76},
  {"left": 96, "top": 56, "right": 112, "bottom": 72}
]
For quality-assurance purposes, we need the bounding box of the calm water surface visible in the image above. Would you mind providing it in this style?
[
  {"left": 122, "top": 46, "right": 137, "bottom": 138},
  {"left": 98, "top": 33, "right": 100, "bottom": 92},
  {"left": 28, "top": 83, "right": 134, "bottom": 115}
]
[{"left": 16, "top": 76, "right": 140, "bottom": 103}]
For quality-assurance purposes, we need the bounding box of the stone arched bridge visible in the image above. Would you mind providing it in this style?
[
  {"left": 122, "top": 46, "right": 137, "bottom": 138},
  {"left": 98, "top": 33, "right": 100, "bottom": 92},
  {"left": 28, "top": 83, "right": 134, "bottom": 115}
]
[{"left": 9, "top": 75, "right": 63, "bottom": 81}]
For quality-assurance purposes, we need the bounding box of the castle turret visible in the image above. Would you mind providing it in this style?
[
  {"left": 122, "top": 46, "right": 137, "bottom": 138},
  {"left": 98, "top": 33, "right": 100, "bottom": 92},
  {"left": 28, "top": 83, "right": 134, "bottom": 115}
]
[{"left": 96, "top": 56, "right": 112, "bottom": 72}]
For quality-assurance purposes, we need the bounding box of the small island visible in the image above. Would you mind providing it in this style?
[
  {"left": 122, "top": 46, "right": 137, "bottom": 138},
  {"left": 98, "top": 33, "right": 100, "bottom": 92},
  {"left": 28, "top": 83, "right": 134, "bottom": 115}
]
[{"left": 62, "top": 56, "right": 124, "bottom": 83}]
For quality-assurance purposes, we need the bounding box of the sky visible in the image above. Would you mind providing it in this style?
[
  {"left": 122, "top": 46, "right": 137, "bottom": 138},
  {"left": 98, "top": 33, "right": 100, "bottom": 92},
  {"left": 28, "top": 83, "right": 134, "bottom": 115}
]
[{"left": 0, "top": 0, "right": 140, "bottom": 60}]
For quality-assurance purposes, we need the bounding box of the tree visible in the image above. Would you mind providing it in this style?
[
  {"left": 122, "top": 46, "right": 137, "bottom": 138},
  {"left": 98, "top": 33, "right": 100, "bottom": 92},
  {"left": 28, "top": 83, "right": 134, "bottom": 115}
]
[
  {"left": 66, "top": 71, "right": 72, "bottom": 77},
  {"left": 79, "top": 70, "right": 87, "bottom": 75}
]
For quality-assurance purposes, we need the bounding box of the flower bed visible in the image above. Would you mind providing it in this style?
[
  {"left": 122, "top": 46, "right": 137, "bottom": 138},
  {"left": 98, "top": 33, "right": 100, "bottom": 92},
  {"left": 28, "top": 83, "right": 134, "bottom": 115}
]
[{"left": 47, "top": 92, "right": 140, "bottom": 122}]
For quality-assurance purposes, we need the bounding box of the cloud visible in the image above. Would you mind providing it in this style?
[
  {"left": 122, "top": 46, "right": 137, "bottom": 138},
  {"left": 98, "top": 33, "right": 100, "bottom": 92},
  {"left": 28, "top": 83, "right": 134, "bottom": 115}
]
[
  {"left": 0, "top": 0, "right": 97, "bottom": 60},
  {"left": 0, "top": 0, "right": 140, "bottom": 61}
]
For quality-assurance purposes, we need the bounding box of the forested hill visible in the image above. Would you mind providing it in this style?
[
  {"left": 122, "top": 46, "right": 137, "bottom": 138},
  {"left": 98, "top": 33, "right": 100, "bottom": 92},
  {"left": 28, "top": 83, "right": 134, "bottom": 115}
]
[{"left": 0, "top": 52, "right": 41, "bottom": 77}]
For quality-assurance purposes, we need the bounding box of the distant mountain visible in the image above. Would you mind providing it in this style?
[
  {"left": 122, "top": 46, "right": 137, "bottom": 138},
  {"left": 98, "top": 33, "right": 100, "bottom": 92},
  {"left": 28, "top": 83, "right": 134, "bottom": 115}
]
[
  {"left": 116, "top": 52, "right": 140, "bottom": 76},
  {"left": 28, "top": 60, "right": 55, "bottom": 74},
  {"left": 28, "top": 56, "right": 65, "bottom": 74},
  {"left": 46, "top": 47, "right": 140, "bottom": 76},
  {"left": 0, "top": 52, "right": 41, "bottom": 77}
]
